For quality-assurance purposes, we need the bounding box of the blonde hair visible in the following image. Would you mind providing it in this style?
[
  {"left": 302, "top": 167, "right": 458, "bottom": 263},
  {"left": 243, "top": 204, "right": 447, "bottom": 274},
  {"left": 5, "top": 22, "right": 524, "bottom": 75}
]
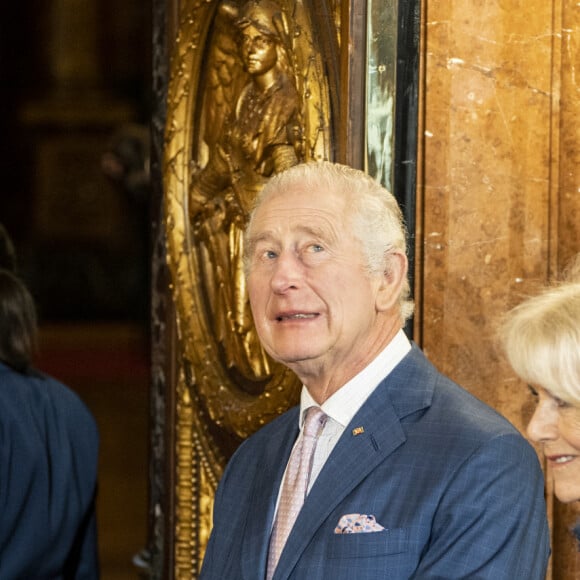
[
  {"left": 245, "top": 161, "right": 414, "bottom": 323},
  {"left": 500, "top": 258, "right": 580, "bottom": 404}
]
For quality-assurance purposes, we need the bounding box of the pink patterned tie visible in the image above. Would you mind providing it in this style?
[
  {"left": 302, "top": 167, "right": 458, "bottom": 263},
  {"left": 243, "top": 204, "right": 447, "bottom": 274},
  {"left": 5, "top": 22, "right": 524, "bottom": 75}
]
[{"left": 266, "top": 406, "right": 327, "bottom": 579}]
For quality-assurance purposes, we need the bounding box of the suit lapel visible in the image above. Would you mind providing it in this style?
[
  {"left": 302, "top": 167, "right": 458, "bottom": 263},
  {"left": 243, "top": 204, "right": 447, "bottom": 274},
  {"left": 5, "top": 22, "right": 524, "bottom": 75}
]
[{"left": 272, "top": 345, "right": 435, "bottom": 579}]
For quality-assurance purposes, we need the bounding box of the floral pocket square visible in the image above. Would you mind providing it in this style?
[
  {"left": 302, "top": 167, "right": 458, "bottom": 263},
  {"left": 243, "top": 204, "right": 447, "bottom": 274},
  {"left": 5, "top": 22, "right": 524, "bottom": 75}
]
[{"left": 334, "top": 513, "right": 386, "bottom": 534}]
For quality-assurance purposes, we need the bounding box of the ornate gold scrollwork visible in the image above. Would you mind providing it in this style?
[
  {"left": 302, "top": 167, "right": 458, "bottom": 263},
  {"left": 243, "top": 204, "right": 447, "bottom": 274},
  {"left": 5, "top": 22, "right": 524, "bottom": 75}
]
[{"left": 164, "top": 0, "right": 336, "bottom": 575}]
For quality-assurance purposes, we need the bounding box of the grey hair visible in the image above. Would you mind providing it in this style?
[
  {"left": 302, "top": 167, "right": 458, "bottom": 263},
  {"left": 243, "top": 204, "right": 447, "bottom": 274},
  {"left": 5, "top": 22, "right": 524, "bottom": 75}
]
[
  {"left": 499, "top": 261, "right": 580, "bottom": 405},
  {"left": 244, "top": 161, "right": 414, "bottom": 323}
]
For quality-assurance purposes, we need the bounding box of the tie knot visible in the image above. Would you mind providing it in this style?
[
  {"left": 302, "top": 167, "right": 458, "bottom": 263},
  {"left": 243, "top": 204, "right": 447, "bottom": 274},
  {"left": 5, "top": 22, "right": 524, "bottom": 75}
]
[{"left": 302, "top": 406, "right": 327, "bottom": 438}]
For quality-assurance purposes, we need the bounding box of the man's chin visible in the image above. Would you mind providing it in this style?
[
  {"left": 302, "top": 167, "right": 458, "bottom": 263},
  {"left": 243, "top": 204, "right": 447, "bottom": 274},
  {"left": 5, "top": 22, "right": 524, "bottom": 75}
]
[
  {"left": 269, "top": 348, "right": 317, "bottom": 364},
  {"left": 273, "top": 352, "right": 325, "bottom": 377},
  {"left": 263, "top": 339, "right": 327, "bottom": 371}
]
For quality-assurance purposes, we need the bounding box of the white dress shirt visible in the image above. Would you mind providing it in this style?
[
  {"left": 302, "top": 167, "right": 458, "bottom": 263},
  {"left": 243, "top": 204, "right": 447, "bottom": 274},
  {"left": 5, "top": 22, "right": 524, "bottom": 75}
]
[{"left": 274, "top": 328, "right": 412, "bottom": 514}]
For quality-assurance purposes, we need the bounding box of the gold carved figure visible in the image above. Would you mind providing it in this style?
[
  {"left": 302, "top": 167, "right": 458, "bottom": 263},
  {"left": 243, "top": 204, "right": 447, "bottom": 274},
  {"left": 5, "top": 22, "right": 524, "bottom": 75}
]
[
  {"left": 165, "top": 0, "right": 333, "bottom": 435},
  {"left": 189, "top": 0, "right": 304, "bottom": 382}
]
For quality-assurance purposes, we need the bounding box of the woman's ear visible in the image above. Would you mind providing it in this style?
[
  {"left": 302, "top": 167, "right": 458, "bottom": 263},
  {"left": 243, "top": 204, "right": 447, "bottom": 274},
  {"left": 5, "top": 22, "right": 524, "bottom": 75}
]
[{"left": 375, "top": 251, "right": 408, "bottom": 312}]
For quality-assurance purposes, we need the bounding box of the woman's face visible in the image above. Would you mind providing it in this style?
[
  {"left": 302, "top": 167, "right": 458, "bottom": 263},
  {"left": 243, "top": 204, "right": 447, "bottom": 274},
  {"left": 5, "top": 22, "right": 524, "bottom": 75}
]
[
  {"left": 527, "top": 385, "right": 580, "bottom": 503},
  {"left": 240, "top": 24, "right": 278, "bottom": 76}
]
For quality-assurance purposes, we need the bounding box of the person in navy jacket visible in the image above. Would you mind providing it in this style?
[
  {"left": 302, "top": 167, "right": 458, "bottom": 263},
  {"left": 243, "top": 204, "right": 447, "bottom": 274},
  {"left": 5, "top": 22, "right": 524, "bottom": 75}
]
[
  {"left": 199, "top": 161, "right": 550, "bottom": 579},
  {"left": 0, "top": 268, "right": 100, "bottom": 578}
]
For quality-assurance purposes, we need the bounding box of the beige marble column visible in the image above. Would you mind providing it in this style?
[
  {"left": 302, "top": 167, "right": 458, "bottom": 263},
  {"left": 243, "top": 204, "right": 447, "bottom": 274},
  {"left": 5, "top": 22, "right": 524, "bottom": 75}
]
[
  {"left": 557, "top": 0, "right": 580, "bottom": 267},
  {"left": 420, "top": 0, "right": 579, "bottom": 576}
]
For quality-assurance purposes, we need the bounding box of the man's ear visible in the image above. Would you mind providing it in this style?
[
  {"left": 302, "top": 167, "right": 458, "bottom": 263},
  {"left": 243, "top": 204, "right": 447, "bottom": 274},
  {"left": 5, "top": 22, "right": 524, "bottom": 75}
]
[{"left": 375, "top": 251, "right": 408, "bottom": 312}]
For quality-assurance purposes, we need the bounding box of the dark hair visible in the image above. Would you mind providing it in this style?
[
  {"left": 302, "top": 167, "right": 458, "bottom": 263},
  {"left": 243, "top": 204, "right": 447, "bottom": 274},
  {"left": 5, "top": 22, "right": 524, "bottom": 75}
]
[{"left": 0, "top": 269, "right": 37, "bottom": 373}]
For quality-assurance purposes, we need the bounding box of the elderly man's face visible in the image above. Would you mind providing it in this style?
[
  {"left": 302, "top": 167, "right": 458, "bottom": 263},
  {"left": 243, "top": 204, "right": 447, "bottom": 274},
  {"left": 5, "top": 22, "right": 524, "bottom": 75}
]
[{"left": 245, "top": 184, "right": 393, "bottom": 383}]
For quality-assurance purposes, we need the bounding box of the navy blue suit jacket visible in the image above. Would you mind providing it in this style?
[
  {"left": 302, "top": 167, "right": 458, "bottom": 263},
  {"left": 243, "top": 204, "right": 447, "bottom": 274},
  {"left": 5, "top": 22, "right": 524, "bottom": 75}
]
[
  {"left": 200, "top": 344, "right": 550, "bottom": 579},
  {"left": 0, "top": 362, "right": 99, "bottom": 579}
]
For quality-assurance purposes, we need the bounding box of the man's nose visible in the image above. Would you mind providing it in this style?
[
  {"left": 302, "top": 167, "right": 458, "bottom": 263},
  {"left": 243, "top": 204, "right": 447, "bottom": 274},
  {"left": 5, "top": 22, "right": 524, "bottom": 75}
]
[
  {"left": 270, "top": 251, "right": 303, "bottom": 293},
  {"left": 527, "top": 400, "right": 559, "bottom": 443}
]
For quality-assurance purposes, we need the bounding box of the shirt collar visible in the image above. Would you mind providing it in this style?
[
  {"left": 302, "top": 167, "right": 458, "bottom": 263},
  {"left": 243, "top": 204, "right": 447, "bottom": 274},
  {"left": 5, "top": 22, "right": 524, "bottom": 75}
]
[{"left": 299, "top": 329, "right": 412, "bottom": 428}]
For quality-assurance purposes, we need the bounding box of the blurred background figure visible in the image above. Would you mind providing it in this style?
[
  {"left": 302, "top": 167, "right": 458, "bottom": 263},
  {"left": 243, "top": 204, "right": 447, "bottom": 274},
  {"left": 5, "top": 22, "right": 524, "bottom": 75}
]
[
  {"left": 501, "top": 255, "right": 580, "bottom": 545},
  {"left": 101, "top": 123, "right": 151, "bottom": 206},
  {"left": 0, "top": 268, "right": 100, "bottom": 578}
]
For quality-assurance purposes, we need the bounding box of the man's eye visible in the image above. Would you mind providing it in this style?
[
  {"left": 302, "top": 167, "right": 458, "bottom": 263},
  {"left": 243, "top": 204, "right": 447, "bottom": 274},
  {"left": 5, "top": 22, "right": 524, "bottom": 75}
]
[
  {"left": 265, "top": 250, "right": 277, "bottom": 259},
  {"left": 310, "top": 244, "right": 324, "bottom": 253}
]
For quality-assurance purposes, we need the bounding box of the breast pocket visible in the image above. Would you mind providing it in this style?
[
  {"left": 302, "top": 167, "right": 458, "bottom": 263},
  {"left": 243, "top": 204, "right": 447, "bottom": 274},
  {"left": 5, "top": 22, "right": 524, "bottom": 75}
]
[{"left": 328, "top": 527, "right": 408, "bottom": 559}]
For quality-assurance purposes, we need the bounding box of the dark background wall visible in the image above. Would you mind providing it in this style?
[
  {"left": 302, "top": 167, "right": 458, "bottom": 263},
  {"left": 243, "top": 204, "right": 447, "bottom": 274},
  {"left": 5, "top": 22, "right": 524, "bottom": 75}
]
[
  {"left": 0, "top": 2, "right": 153, "bottom": 577},
  {"left": 0, "top": 0, "right": 151, "bottom": 323}
]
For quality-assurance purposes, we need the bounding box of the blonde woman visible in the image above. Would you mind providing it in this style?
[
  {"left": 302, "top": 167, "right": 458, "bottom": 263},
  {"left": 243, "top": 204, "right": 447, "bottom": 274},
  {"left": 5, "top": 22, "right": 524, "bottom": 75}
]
[{"left": 501, "top": 257, "right": 580, "bottom": 542}]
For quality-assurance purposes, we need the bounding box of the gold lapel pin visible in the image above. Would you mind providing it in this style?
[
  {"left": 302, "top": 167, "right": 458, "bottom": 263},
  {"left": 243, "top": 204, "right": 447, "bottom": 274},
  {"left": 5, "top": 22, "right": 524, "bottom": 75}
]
[{"left": 352, "top": 426, "right": 365, "bottom": 436}]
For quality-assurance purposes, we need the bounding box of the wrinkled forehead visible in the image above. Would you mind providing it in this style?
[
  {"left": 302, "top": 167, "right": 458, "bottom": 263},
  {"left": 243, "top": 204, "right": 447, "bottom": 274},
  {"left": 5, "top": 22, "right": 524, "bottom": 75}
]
[{"left": 249, "top": 183, "right": 350, "bottom": 231}]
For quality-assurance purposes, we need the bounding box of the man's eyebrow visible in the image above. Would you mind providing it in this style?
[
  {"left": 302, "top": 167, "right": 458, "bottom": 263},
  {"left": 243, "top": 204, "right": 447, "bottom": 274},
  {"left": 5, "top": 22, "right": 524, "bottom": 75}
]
[
  {"left": 245, "top": 232, "right": 275, "bottom": 257},
  {"left": 246, "top": 224, "right": 333, "bottom": 250},
  {"left": 297, "top": 225, "right": 328, "bottom": 237},
  {"left": 246, "top": 231, "right": 274, "bottom": 246}
]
